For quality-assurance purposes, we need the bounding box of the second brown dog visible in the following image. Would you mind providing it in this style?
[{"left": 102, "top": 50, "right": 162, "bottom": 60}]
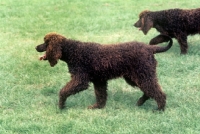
[{"left": 134, "top": 8, "right": 200, "bottom": 54}]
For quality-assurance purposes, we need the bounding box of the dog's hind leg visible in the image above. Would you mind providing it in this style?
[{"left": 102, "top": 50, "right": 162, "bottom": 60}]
[
  {"left": 124, "top": 76, "right": 137, "bottom": 87},
  {"left": 124, "top": 77, "right": 150, "bottom": 106},
  {"left": 88, "top": 81, "right": 108, "bottom": 109},
  {"left": 139, "top": 80, "right": 166, "bottom": 111},
  {"left": 136, "top": 94, "right": 150, "bottom": 106},
  {"left": 59, "top": 74, "right": 89, "bottom": 109}
]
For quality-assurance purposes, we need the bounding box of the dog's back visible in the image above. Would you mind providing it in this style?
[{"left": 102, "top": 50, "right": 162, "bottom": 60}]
[
  {"left": 149, "top": 8, "right": 200, "bottom": 34},
  {"left": 73, "top": 38, "right": 171, "bottom": 81}
]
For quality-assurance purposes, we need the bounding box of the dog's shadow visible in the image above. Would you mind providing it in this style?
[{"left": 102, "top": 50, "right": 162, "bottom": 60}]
[
  {"left": 110, "top": 90, "right": 157, "bottom": 111},
  {"left": 39, "top": 76, "right": 163, "bottom": 112},
  {"left": 70, "top": 89, "right": 156, "bottom": 111}
]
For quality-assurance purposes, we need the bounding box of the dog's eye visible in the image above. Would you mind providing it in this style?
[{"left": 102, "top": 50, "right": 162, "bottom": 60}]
[
  {"left": 45, "top": 39, "right": 50, "bottom": 44},
  {"left": 44, "top": 37, "right": 50, "bottom": 43}
]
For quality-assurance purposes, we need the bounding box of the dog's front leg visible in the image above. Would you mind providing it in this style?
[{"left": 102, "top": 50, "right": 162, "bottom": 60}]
[
  {"left": 88, "top": 81, "right": 108, "bottom": 109},
  {"left": 175, "top": 33, "right": 188, "bottom": 54},
  {"left": 59, "top": 74, "right": 89, "bottom": 109}
]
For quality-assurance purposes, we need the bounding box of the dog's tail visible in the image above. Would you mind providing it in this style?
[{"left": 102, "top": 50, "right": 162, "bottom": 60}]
[{"left": 152, "top": 35, "right": 173, "bottom": 54}]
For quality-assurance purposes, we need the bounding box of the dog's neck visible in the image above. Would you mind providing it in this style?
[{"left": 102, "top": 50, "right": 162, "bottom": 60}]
[{"left": 59, "top": 39, "right": 76, "bottom": 61}]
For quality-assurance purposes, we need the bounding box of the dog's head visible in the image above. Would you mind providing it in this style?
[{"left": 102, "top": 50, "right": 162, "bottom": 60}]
[
  {"left": 134, "top": 10, "right": 153, "bottom": 35},
  {"left": 36, "top": 32, "right": 65, "bottom": 67}
]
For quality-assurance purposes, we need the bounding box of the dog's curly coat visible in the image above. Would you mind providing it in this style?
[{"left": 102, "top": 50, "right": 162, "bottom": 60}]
[
  {"left": 36, "top": 32, "right": 172, "bottom": 111},
  {"left": 134, "top": 8, "right": 200, "bottom": 54}
]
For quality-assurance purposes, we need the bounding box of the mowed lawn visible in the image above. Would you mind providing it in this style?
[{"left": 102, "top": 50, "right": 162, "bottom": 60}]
[{"left": 0, "top": 0, "right": 200, "bottom": 133}]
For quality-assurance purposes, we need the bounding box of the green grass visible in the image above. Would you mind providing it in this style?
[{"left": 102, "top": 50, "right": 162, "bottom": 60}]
[{"left": 1, "top": 0, "right": 200, "bottom": 133}]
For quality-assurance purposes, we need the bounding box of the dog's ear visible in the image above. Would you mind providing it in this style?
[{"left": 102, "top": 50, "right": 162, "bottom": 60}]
[
  {"left": 46, "top": 39, "right": 62, "bottom": 67},
  {"left": 140, "top": 11, "right": 153, "bottom": 35}
]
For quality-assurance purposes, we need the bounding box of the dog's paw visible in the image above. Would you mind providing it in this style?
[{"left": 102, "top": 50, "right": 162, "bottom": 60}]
[
  {"left": 58, "top": 104, "right": 65, "bottom": 110},
  {"left": 152, "top": 107, "right": 165, "bottom": 113},
  {"left": 87, "top": 104, "right": 105, "bottom": 109}
]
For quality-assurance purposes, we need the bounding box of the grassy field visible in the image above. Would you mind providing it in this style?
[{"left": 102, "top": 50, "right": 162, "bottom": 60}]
[{"left": 1, "top": 0, "right": 200, "bottom": 133}]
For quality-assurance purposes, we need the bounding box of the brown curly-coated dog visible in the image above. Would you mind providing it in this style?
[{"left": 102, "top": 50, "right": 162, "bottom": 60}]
[
  {"left": 35, "top": 32, "right": 172, "bottom": 111},
  {"left": 134, "top": 8, "right": 200, "bottom": 54}
]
